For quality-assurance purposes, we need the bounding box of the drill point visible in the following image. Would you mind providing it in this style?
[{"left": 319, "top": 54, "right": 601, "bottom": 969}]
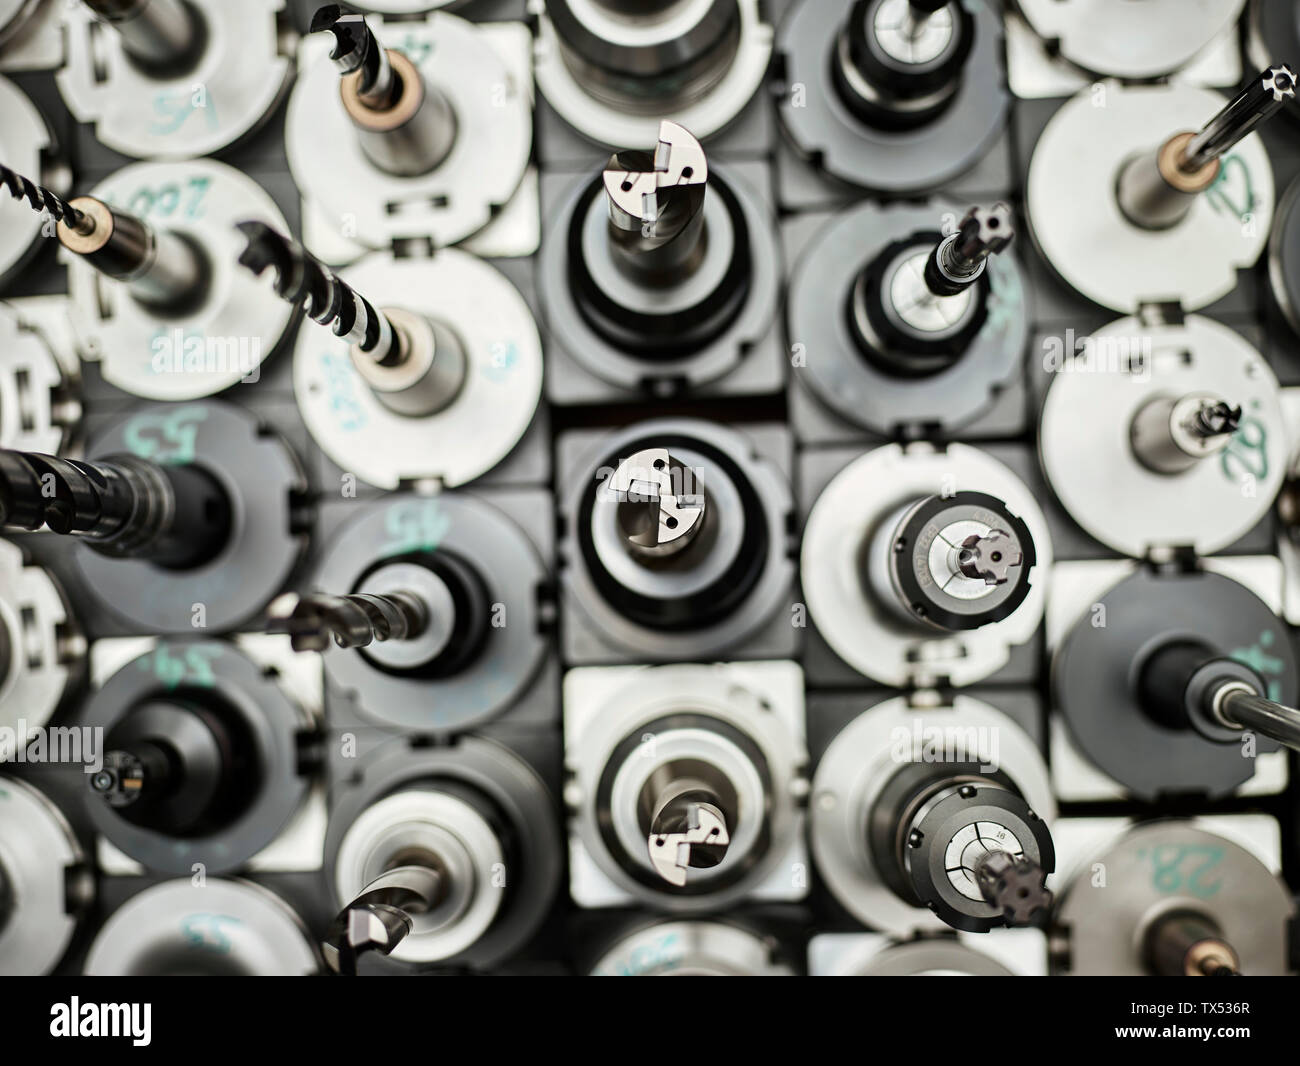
[{"left": 604, "top": 448, "right": 707, "bottom": 557}]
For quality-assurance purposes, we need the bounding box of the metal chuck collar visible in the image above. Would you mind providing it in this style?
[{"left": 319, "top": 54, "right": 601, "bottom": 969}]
[
  {"left": 1053, "top": 568, "right": 1300, "bottom": 801},
  {"left": 323, "top": 739, "right": 561, "bottom": 972},
  {"left": 275, "top": 492, "right": 549, "bottom": 733},
  {"left": 237, "top": 222, "right": 543, "bottom": 490},
  {"left": 1270, "top": 175, "right": 1300, "bottom": 340},
  {"left": 559, "top": 420, "right": 794, "bottom": 662},
  {"left": 1051, "top": 821, "right": 1294, "bottom": 976},
  {"left": 0, "top": 78, "right": 59, "bottom": 287},
  {"left": 564, "top": 662, "right": 807, "bottom": 910},
  {"left": 533, "top": 0, "right": 773, "bottom": 149},
  {"left": 287, "top": 6, "right": 531, "bottom": 252},
  {"left": 0, "top": 778, "right": 91, "bottom": 976},
  {"left": 57, "top": 0, "right": 291, "bottom": 159},
  {"left": 1028, "top": 68, "right": 1293, "bottom": 313},
  {"left": 84, "top": 879, "right": 319, "bottom": 975},
  {"left": 74, "top": 640, "right": 313, "bottom": 875},
  {"left": 1019, "top": 0, "right": 1245, "bottom": 80},
  {"left": 776, "top": 0, "right": 1007, "bottom": 194},
  {"left": 0, "top": 540, "right": 79, "bottom": 732},
  {"left": 1039, "top": 315, "right": 1285, "bottom": 558},
  {"left": 789, "top": 200, "right": 1026, "bottom": 437},
  {"left": 802, "top": 443, "right": 1050, "bottom": 687},
  {"left": 0, "top": 160, "right": 294, "bottom": 399},
  {"left": 811, "top": 694, "right": 1055, "bottom": 937},
  {"left": 589, "top": 919, "right": 794, "bottom": 976},
  {"left": 538, "top": 120, "right": 781, "bottom": 401},
  {"left": 0, "top": 401, "right": 306, "bottom": 633}
]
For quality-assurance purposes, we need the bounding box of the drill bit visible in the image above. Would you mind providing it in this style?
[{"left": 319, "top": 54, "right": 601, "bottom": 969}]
[
  {"left": 1185, "top": 400, "right": 1242, "bottom": 439},
  {"left": 310, "top": 4, "right": 397, "bottom": 110},
  {"left": 4, "top": 162, "right": 205, "bottom": 306},
  {"left": 973, "top": 850, "right": 1053, "bottom": 928},
  {"left": 0, "top": 163, "right": 94, "bottom": 235},
  {"left": 0, "top": 448, "right": 229, "bottom": 568},
  {"left": 1179, "top": 64, "right": 1295, "bottom": 173},
  {"left": 603, "top": 121, "right": 709, "bottom": 282},
  {"left": 323, "top": 865, "right": 444, "bottom": 975},
  {"left": 267, "top": 590, "right": 427, "bottom": 653},
  {"left": 648, "top": 800, "right": 731, "bottom": 887},
  {"left": 602, "top": 448, "right": 707, "bottom": 558},
  {"left": 924, "top": 202, "right": 1015, "bottom": 297},
  {"left": 235, "top": 221, "right": 397, "bottom": 362}
]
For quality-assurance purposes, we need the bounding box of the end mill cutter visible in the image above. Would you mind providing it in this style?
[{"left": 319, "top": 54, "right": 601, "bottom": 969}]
[
  {"left": 645, "top": 770, "right": 733, "bottom": 887},
  {"left": 1130, "top": 394, "right": 1242, "bottom": 475},
  {"left": 602, "top": 120, "right": 709, "bottom": 284},
  {"left": 1, "top": 163, "right": 208, "bottom": 310},
  {"left": 853, "top": 202, "right": 1015, "bottom": 370},
  {"left": 1118, "top": 64, "right": 1296, "bottom": 231},
  {"left": 603, "top": 447, "right": 707, "bottom": 559}
]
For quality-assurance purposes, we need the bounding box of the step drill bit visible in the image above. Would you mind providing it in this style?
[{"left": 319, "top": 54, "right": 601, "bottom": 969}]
[
  {"left": 311, "top": 4, "right": 457, "bottom": 176},
  {"left": 1, "top": 162, "right": 207, "bottom": 309},
  {"left": 323, "top": 865, "right": 445, "bottom": 975},
  {"left": 1118, "top": 64, "right": 1296, "bottom": 230},
  {"left": 603, "top": 120, "right": 709, "bottom": 284},
  {"left": 82, "top": 0, "right": 202, "bottom": 75},
  {"left": 236, "top": 221, "right": 465, "bottom": 417},
  {"left": 0, "top": 448, "right": 230, "bottom": 569},
  {"left": 267, "top": 590, "right": 428, "bottom": 652}
]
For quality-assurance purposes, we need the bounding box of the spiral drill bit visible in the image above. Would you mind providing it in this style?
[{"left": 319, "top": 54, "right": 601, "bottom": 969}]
[
  {"left": 324, "top": 866, "right": 445, "bottom": 976},
  {"left": 3, "top": 162, "right": 205, "bottom": 306},
  {"left": 268, "top": 590, "right": 427, "bottom": 652},
  {"left": 311, "top": 4, "right": 396, "bottom": 110},
  {"left": 236, "top": 221, "right": 397, "bottom": 362},
  {"left": 309, "top": 4, "right": 456, "bottom": 176},
  {"left": 0, "top": 163, "right": 93, "bottom": 235},
  {"left": 0, "top": 448, "right": 229, "bottom": 568}
]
